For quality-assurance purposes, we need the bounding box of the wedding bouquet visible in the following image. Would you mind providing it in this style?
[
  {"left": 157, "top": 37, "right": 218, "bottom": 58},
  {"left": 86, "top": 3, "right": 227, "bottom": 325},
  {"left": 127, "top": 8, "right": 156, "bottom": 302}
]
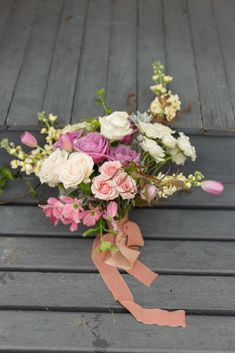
[{"left": 0, "top": 62, "right": 223, "bottom": 327}]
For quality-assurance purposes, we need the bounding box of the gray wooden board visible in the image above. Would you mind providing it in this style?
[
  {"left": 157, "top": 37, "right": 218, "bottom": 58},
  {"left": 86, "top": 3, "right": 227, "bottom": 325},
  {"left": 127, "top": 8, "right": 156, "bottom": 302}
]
[
  {"left": 6, "top": 0, "right": 63, "bottom": 128},
  {"left": 43, "top": 0, "right": 87, "bottom": 125},
  {"left": 1, "top": 206, "right": 235, "bottom": 240},
  {"left": 137, "top": 0, "right": 165, "bottom": 112},
  {"left": 0, "top": 272, "right": 234, "bottom": 314},
  {"left": 71, "top": 0, "right": 111, "bottom": 121},
  {"left": 213, "top": 0, "right": 235, "bottom": 127},
  {"left": 0, "top": 0, "right": 13, "bottom": 41},
  {"left": 188, "top": 0, "right": 235, "bottom": 131},
  {"left": 164, "top": 0, "right": 202, "bottom": 130},
  {"left": 0, "top": 0, "right": 38, "bottom": 125},
  {"left": 1, "top": 236, "right": 235, "bottom": 274},
  {"left": 106, "top": 0, "right": 137, "bottom": 112},
  {"left": 0, "top": 311, "right": 235, "bottom": 352}
]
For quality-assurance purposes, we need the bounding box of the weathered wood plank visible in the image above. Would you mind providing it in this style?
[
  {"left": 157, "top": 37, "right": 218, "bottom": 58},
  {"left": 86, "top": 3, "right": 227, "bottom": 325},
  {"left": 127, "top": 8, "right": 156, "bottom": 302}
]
[
  {"left": 43, "top": 0, "right": 87, "bottom": 125},
  {"left": 0, "top": 272, "right": 234, "bottom": 314},
  {"left": 137, "top": 0, "right": 165, "bottom": 112},
  {"left": 0, "top": 0, "right": 37, "bottom": 126},
  {"left": 71, "top": 0, "right": 111, "bottom": 121},
  {"left": 0, "top": 311, "right": 234, "bottom": 352},
  {"left": 0, "top": 206, "right": 235, "bottom": 240},
  {"left": 188, "top": 0, "right": 235, "bottom": 131},
  {"left": 0, "top": 0, "right": 13, "bottom": 40},
  {"left": 164, "top": 0, "right": 202, "bottom": 130},
  {"left": 106, "top": 0, "right": 137, "bottom": 112},
  {"left": 6, "top": 0, "right": 63, "bottom": 129},
  {"left": 1, "top": 236, "right": 235, "bottom": 274},
  {"left": 213, "top": 0, "right": 235, "bottom": 127}
]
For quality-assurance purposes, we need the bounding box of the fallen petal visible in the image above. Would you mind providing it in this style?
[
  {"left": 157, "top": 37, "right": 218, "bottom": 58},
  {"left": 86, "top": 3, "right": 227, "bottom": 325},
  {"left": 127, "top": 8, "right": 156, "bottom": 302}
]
[{"left": 201, "top": 180, "right": 224, "bottom": 195}]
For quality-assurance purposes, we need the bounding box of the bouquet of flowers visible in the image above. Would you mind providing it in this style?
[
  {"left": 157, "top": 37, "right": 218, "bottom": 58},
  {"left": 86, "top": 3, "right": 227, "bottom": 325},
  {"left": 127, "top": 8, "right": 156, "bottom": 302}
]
[{"left": 0, "top": 61, "right": 223, "bottom": 327}]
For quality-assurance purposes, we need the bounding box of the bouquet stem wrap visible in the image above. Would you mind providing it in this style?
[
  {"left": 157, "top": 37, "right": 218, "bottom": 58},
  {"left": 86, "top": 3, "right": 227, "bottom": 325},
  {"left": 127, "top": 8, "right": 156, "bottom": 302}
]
[{"left": 92, "top": 216, "right": 186, "bottom": 327}]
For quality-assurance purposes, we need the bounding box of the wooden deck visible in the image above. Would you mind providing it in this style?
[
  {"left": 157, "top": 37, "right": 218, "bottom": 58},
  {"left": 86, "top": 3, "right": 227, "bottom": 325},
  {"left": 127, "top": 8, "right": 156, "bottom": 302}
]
[{"left": 0, "top": 0, "right": 235, "bottom": 352}]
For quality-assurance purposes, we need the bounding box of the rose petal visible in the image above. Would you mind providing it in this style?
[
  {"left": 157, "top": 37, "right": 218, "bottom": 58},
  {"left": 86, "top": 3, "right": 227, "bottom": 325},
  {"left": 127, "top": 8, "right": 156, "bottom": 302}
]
[{"left": 201, "top": 180, "right": 224, "bottom": 195}]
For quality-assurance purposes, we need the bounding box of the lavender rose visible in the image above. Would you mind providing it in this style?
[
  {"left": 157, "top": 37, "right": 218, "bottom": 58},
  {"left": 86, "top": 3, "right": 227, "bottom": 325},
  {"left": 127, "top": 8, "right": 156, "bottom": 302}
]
[
  {"left": 108, "top": 144, "right": 140, "bottom": 166},
  {"left": 74, "top": 132, "right": 109, "bottom": 163}
]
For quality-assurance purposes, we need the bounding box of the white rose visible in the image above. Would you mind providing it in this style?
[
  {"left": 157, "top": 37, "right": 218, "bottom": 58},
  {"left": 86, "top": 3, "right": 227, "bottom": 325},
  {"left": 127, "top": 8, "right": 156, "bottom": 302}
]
[
  {"left": 59, "top": 152, "right": 94, "bottom": 189},
  {"left": 138, "top": 121, "right": 175, "bottom": 139},
  {"left": 99, "top": 111, "right": 132, "bottom": 140},
  {"left": 140, "top": 137, "right": 165, "bottom": 163},
  {"left": 177, "top": 133, "right": 196, "bottom": 161},
  {"left": 161, "top": 133, "right": 177, "bottom": 148},
  {"left": 38, "top": 149, "right": 68, "bottom": 187}
]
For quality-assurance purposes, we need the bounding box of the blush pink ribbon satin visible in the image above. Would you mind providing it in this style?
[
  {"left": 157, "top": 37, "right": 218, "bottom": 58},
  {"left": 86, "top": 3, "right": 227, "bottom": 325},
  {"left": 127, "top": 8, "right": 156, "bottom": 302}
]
[{"left": 91, "top": 218, "right": 186, "bottom": 327}]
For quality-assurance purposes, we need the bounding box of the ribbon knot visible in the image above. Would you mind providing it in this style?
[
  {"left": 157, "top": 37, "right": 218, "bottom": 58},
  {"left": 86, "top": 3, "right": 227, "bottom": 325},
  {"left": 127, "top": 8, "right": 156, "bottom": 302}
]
[{"left": 92, "top": 218, "right": 186, "bottom": 327}]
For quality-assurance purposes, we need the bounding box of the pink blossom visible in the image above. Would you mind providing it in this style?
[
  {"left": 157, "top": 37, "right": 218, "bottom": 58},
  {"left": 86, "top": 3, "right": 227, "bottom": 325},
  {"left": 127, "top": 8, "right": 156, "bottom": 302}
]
[
  {"left": 74, "top": 132, "right": 109, "bottom": 163},
  {"left": 108, "top": 144, "right": 140, "bottom": 165},
  {"left": 201, "top": 180, "right": 224, "bottom": 195},
  {"left": 91, "top": 175, "right": 118, "bottom": 200},
  {"left": 140, "top": 185, "right": 159, "bottom": 204},
  {"left": 21, "top": 132, "right": 37, "bottom": 148},
  {"left": 81, "top": 206, "right": 103, "bottom": 227},
  {"left": 40, "top": 197, "right": 64, "bottom": 226},
  {"left": 53, "top": 131, "right": 83, "bottom": 151},
  {"left": 103, "top": 201, "right": 118, "bottom": 223},
  {"left": 113, "top": 172, "right": 137, "bottom": 200},
  {"left": 121, "top": 127, "right": 137, "bottom": 144},
  {"left": 99, "top": 161, "right": 122, "bottom": 179}
]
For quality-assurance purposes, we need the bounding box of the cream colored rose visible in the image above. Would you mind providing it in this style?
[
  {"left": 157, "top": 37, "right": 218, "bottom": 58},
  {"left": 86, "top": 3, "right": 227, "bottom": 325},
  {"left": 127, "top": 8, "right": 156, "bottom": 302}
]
[
  {"left": 138, "top": 122, "right": 175, "bottom": 139},
  {"left": 140, "top": 137, "right": 165, "bottom": 163},
  {"left": 177, "top": 132, "right": 196, "bottom": 161},
  {"left": 59, "top": 152, "right": 94, "bottom": 189},
  {"left": 38, "top": 149, "right": 68, "bottom": 187},
  {"left": 99, "top": 111, "right": 132, "bottom": 140}
]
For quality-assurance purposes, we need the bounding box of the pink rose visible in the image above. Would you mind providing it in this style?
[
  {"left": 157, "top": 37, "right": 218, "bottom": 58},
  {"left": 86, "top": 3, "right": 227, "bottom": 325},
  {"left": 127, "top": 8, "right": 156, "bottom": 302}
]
[
  {"left": 53, "top": 131, "right": 83, "bottom": 151},
  {"left": 108, "top": 144, "right": 140, "bottom": 165},
  {"left": 21, "top": 132, "right": 37, "bottom": 148},
  {"left": 99, "top": 161, "right": 122, "bottom": 179},
  {"left": 74, "top": 132, "right": 109, "bottom": 163},
  {"left": 140, "top": 185, "right": 159, "bottom": 204},
  {"left": 91, "top": 176, "right": 118, "bottom": 200},
  {"left": 113, "top": 172, "right": 137, "bottom": 200}
]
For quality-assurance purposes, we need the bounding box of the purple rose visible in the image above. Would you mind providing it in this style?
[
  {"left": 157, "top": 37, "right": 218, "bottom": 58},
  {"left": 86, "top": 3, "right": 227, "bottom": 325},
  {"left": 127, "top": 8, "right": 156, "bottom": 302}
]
[
  {"left": 108, "top": 144, "right": 140, "bottom": 165},
  {"left": 73, "top": 132, "right": 109, "bottom": 163},
  {"left": 53, "top": 131, "right": 83, "bottom": 151}
]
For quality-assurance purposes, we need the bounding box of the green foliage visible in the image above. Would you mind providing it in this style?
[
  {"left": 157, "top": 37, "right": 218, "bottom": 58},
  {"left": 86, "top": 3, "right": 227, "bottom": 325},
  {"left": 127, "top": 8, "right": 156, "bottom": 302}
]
[
  {"left": 96, "top": 88, "right": 113, "bottom": 115},
  {"left": 99, "top": 240, "right": 118, "bottom": 253},
  {"left": 0, "top": 166, "right": 17, "bottom": 195}
]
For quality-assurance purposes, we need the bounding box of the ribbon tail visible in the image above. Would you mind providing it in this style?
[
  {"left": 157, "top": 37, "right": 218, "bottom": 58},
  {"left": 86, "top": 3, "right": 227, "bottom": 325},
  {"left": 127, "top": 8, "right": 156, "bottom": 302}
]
[
  {"left": 127, "top": 260, "right": 158, "bottom": 287},
  {"left": 92, "top": 237, "right": 186, "bottom": 327}
]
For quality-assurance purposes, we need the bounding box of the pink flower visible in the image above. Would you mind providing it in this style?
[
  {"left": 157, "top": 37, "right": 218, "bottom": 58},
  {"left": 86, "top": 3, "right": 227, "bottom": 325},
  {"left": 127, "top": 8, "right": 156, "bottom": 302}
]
[
  {"left": 53, "top": 131, "right": 83, "bottom": 151},
  {"left": 81, "top": 206, "right": 103, "bottom": 227},
  {"left": 99, "top": 161, "right": 122, "bottom": 179},
  {"left": 74, "top": 132, "right": 109, "bottom": 163},
  {"left": 121, "top": 127, "right": 137, "bottom": 144},
  {"left": 108, "top": 144, "right": 140, "bottom": 165},
  {"left": 103, "top": 201, "right": 118, "bottom": 222},
  {"left": 21, "top": 132, "right": 37, "bottom": 148},
  {"left": 140, "top": 185, "right": 159, "bottom": 204},
  {"left": 113, "top": 172, "right": 137, "bottom": 200},
  {"left": 40, "top": 197, "right": 64, "bottom": 226},
  {"left": 91, "top": 175, "right": 118, "bottom": 200},
  {"left": 59, "top": 196, "right": 83, "bottom": 232},
  {"left": 201, "top": 180, "right": 224, "bottom": 195}
]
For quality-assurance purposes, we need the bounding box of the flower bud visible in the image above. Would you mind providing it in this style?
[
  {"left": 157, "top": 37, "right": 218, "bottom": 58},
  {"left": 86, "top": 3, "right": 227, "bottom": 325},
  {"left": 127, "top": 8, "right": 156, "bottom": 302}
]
[{"left": 21, "top": 132, "right": 37, "bottom": 148}]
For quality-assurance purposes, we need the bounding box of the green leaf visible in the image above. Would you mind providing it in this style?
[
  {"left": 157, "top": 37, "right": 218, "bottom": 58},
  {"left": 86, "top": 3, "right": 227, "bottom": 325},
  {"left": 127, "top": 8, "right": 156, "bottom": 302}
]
[
  {"left": 96, "top": 88, "right": 105, "bottom": 97},
  {"left": 0, "top": 167, "right": 14, "bottom": 180},
  {"left": 106, "top": 107, "right": 113, "bottom": 114},
  {"left": 79, "top": 182, "right": 92, "bottom": 195},
  {"left": 83, "top": 228, "right": 97, "bottom": 237},
  {"left": 0, "top": 178, "right": 7, "bottom": 188},
  {"left": 99, "top": 240, "right": 119, "bottom": 253}
]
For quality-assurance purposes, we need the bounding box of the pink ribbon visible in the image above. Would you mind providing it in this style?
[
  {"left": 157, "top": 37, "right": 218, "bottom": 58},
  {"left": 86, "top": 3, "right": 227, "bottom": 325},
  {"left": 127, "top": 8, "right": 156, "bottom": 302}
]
[{"left": 91, "top": 217, "right": 186, "bottom": 327}]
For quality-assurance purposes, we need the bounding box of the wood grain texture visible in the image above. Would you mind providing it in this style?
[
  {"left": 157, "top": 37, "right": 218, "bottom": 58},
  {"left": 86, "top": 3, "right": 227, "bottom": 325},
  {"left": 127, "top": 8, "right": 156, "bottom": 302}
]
[
  {"left": 164, "top": 0, "right": 202, "bottom": 130},
  {"left": 137, "top": 0, "right": 165, "bottom": 112},
  {"left": 71, "top": 0, "right": 111, "bottom": 121},
  {"left": 188, "top": 0, "right": 235, "bottom": 131},
  {"left": 106, "top": 0, "right": 137, "bottom": 112},
  {"left": 0, "top": 272, "right": 234, "bottom": 314},
  {"left": 0, "top": 0, "right": 37, "bottom": 125},
  {"left": 6, "top": 0, "right": 63, "bottom": 129},
  {"left": 1, "top": 206, "right": 235, "bottom": 240},
  {"left": 43, "top": 0, "right": 88, "bottom": 125},
  {"left": 0, "top": 311, "right": 234, "bottom": 352},
  {"left": 0, "top": 0, "right": 13, "bottom": 41},
  {"left": 1, "top": 236, "right": 235, "bottom": 274}
]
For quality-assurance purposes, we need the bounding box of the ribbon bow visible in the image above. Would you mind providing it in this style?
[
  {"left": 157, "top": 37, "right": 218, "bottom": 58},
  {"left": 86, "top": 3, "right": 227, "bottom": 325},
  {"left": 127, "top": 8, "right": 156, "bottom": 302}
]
[{"left": 92, "top": 217, "right": 186, "bottom": 327}]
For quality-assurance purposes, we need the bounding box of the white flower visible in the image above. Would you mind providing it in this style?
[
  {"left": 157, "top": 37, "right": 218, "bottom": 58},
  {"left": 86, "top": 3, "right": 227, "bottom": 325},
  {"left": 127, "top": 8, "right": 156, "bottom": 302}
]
[
  {"left": 61, "top": 122, "right": 91, "bottom": 134},
  {"left": 138, "top": 121, "right": 175, "bottom": 139},
  {"left": 99, "top": 111, "right": 132, "bottom": 140},
  {"left": 140, "top": 137, "right": 165, "bottom": 163},
  {"left": 167, "top": 147, "right": 187, "bottom": 165},
  {"left": 150, "top": 93, "right": 181, "bottom": 121},
  {"left": 38, "top": 149, "right": 68, "bottom": 187},
  {"left": 59, "top": 152, "right": 94, "bottom": 189},
  {"left": 161, "top": 133, "right": 177, "bottom": 148},
  {"left": 177, "top": 133, "right": 196, "bottom": 161}
]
